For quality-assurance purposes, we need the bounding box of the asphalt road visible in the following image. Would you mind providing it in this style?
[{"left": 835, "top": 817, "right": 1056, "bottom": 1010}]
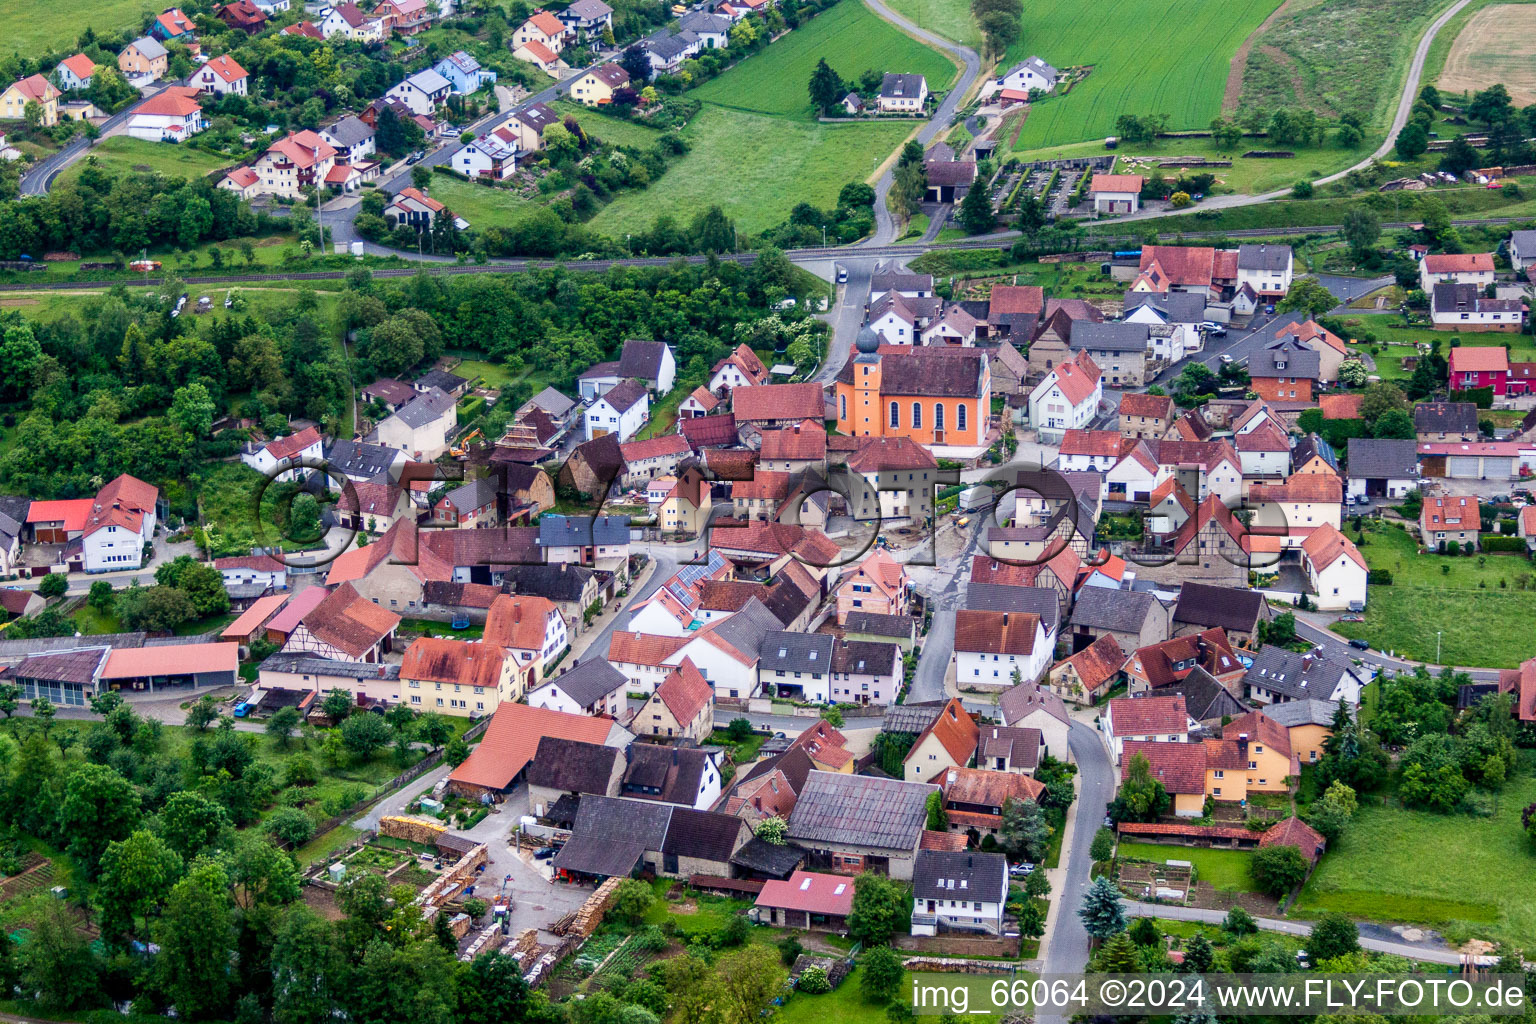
[
  {"left": 906, "top": 516, "right": 988, "bottom": 703},
  {"left": 859, "top": 0, "right": 981, "bottom": 245},
  {"left": 574, "top": 547, "right": 677, "bottom": 667},
  {"left": 19, "top": 82, "right": 172, "bottom": 196}
]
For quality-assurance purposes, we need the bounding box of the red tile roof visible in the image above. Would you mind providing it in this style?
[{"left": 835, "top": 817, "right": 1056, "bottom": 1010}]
[
  {"left": 483, "top": 594, "right": 559, "bottom": 653},
  {"left": 264, "top": 425, "right": 322, "bottom": 461},
  {"left": 1118, "top": 392, "right": 1173, "bottom": 420},
  {"left": 1137, "top": 246, "right": 1216, "bottom": 289},
  {"left": 449, "top": 703, "right": 616, "bottom": 791},
  {"left": 1249, "top": 473, "right": 1343, "bottom": 503},
  {"left": 1421, "top": 494, "right": 1480, "bottom": 533},
  {"left": 953, "top": 609, "right": 1044, "bottom": 656},
  {"left": 1108, "top": 694, "right": 1189, "bottom": 736},
  {"left": 941, "top": 764, "right": 1044, "bottom": 805},
  {"left": 1048, "top": 351, "right": 1101, "bottom": 406},
  {"left": 26, "top": 498, "right": 93, "bottom": 531},
  {"left": 1117, "top": 821, "right": 1252, "bottom": 841},
  {"left": 101, "top": 642, "right": 239, "bottom": 679},
  {"left": 732, "top": 382, "right": 824, "bottom": 423},
  {"left": 221, "top": 593, "right": 290, "bottom": 639},
  {"left": 1424, "top": 252, "right": 1494, "bottom": 274},
  {"left": 919, "top": 829, "right": 969, "bottom": 851},
  {"left": 755, "top": 870, "right": 854, "bottom": 916},
  {"left": 205, "top": 53, "right": 247, "bottom": 82},
  {"left": 1060, "top": 428, "right": 1124, "bottom": 457},
  {"left": 1258, "top": 816, "right": 1326, "bottom": 862},
  {"left": 608, "top": 630, "right": 691, "bottom": 666},
  {"left": 988, "top": 284, "right": 1044, "bottom": 315},
  {"left": 1054, "top": 633, "right": 1125, "bottom": 690},
  {"left": 1120, "top": 740, "right": 1204, "bottom": 794},
  {"left": 1498, "top": 659, "right": 1536, "bottom": 722},
  {"left": 1223, "top": 710, "right": 1291, "bottom": 758},
  {"left": 1301, "top": 522, "right": 1365, "bottom": 571},
  {"left": 621, "top": 433, "right": 690, "bottom": 463},
  {"left": 1448, "top": 345, "right": 1509, "bottom": 374},
  {"left": 59, "top": 54, "right": 96, "bottom": 78},
  {"left": 1090, "top": 173, "right": 1144, "bottom": 194},
  {"left": 84, "top": 474, "right": 157, "bottom": 539},
  {"left": 656, "top": 657, "right": 712, "bottom": 724},
  {"left": 303, "top": 582, "right": 400, "bottom": 659},
  {"left": 1317, "top": 393, "right": 1362, "bottom": 420},
  {"left": 401, "top": 636, "right": 507, "bottom": 689},
  {"left": 760, "top": 421, "right": 827, "bottom": 461},
  {"left": 525, "top": 10, "right": 565, "bottom": 35},
  {"left": 909, "top": 698, "right": 979, "bottom": 767}
]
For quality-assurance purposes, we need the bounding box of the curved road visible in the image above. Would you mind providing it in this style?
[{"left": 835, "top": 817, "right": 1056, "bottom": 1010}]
[
  {"left": 19, "top": 83, "right": 172, "bottom": 196},
  {"left": 859, "top": 0, "right": 983, "bottom": 245}
]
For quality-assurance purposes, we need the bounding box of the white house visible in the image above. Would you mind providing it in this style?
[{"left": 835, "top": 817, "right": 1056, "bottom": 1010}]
[
  {"left": 55, "top": 54, "right": 96, "bottom": 91},
  {"left": 877, "top": 72, "right": 927, "bottom": 113},
  {"left": 1028, "top": 350, "right": 1101, "bottom": 443},
  {"left": 1101, "top": 695, "right": 1193, "bottom": 763},
  {"left": 953, "top": 609, "right": 1054, "bottom": 690},
  {"left": 1089, "top": 173, "right": 1143, "bottom": 216},
  {"left": 910, "top": 850, "right": 1008, "bottom": 937},
  {"left": 81, "top": 475, "right": 158, "bottom": 573},
  {"left": 513, "top": 10, "right": 569, "bottom": 53},
  {"left": 526, "top": 658, "right": 626, "bottom": 717},
  {"left": 1056, "top": 429, "right": 1123, "bottom": 473},
  {"left": 707, "top": 343, "right": 768, "bottom": 392},
  {"left": 485, "top": 594, "right": 568, "bottom": 676},
  {"left": 455, "top": 128, "right": 517, "bottom": 180},
  {"left": 318, "top": 2, "right": 386, "bottom": 41},
  {"left": 1420, "top": 252, "right": 1496, "bottom": 292},
  {"left": 241, "top": 426, "right": 323, "bottom": 482},
  {"left": 126, "top": 88, "right": 207, "bottom": 142},
  {"left": 318, "top": 115, "right": 376, "bottom": 163},
  {"left": 1236, "top": 244, "right": 1294, "bottom": 298},
  {"left": 826, "top": 639, "right": 903, "bottom": 706},
  {"left": 1301, "top": 524, "right": 1366, "bottom": 611},
  {"left": 214, "top": 554, "right": 288, "bottom": 592},
  {"left": 998, "top": 56, "right": 1056, "bottom": 94},
  {"left": 1123, "top": 291, "right": 1205, "bottom": 356},
  {"left": 867, "top": 296, "right": 917, "bottom": 344},
  {"left": 1511, "top": 230, "right": 1536, "bottom": 278},
  {"left": 386, "top": 68, "right": 452, "bottom": 116},
  {"left": 375, "top": 387, "right": 457, "bottom": 460},
  {"left": 577, "top": 340, "right": 677, "bottom": 400},
  {"left": 1430, "top": 283, "right": 1526, "bottom": 331},
  {"left": 584, "top": 380, "right": 649, "bottom": 442},
  {"left": 1106, "top": 444, "right": 1159, "bottom": 503},
  {"left": 197, "top": 54, "right": 248, "bottom": 97}
]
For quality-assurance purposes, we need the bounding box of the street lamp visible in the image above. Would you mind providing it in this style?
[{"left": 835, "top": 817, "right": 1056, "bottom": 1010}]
[{"left": 1436, "top": 630, "right": 1442, "bottom": 665}]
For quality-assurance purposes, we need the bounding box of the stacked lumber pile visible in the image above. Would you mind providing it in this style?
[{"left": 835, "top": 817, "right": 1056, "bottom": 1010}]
[
  {"left": 460, "top": 923, "right": 506, "bottom": 961},
  {"left": 560, "top": 876, "right": 621, "bottom": 939},
  {"left": 379, "top": 816, "right": 448, "bottom": 845}
]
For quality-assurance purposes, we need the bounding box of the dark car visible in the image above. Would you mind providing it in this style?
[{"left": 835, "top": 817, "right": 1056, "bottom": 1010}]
[
  {"left": 533, "top": 846, "right": 557, "bottom": 860},
  {"left": 1348, "top": 638, "right": 1371, "bottom": 651}
]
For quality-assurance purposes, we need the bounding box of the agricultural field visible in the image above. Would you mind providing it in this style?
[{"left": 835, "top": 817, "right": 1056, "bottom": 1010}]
[
  {"left": 588, "top": 105, "right": 914, "bottom": 235},
  {"left": 1116, "top": 842, "right": 1256, "bottom": 891},
  {"left": 1437, "top": 3, "right": 1536, "bottom": 105},
  {"left": 1008, "top": 136, "right": 1362, "bottom": 196},
  {"left": 881, "top": 0, "right": 980, "bottom": 47},
  {"left": 1004, "top": 0, "right": 1280, "bottom": 152},
  {"left": 693, "top": 0, "right": 957, "bottom": 119},
  {"left": 1293, "top": 776, "right": 1536, "bottom": 945},
  {"left": 1236, "top": 0, "right": 1461, "bottom": 131},
  {"left": 0, "top": 0, "right": 145, "bottom": 53},
  {"left": 60, "top": 137, "right": 237, "bottom": 185}
]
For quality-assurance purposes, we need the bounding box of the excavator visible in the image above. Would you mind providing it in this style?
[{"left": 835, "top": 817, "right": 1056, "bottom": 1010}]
[{"left": 449, "top": 428, "right": 484, "bottom": 459}]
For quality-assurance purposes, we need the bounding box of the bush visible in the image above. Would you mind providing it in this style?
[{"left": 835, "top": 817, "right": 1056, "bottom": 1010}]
[
  {"left": 264, "top": 806, "right": 316, "bottom": 846},
  {"left": 1481, "top": 535, "right": 1526, "bottom": 553},
  {"left": 463, "top": 897, "right": 488, "bottom": 919},
  {"left": 1366, "top": 568, "right": 1393, "bottom": 585},
  {"left": 778, "top": 934, "right": 803, "bottom": 966},
  {"left": 797, "top": 966, "right": 831, "bottom": 994},
  {"left": 609, "top": 878, "right": 654, "bottom": 924}
]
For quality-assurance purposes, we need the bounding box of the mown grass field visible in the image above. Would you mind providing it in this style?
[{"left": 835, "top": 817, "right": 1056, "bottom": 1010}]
[
  {"left": 1004, "top": 0, "right": 1280, "bottom": 151},
  {"left": 1117, "top": 842, "right": 1255, "bottom": 891},
  {"left": 1239, "top": 0, "right": 1462, "bottom": 131},
  {"left": 1330, "top": 521, "right": 1536, "bottom": 667},
  {"left": 881, "top": 0, "right": 979, "bottom": 46},
  {"left": 588, "top": 105, "right": 914, "bottom": 235},
  {"left": 550, "top": 101, "right": 668, "bottom": 149},
  {"left": 0, "top": 0, "right": 146, "bottom": 53},
  {"left": 428, "top": 176, "right": 542, "bottom": 229},
  {"left": 693, "top": 0, "right": 957, "bottom": 119},
  {"left": 60, "top": 137, "right": 236, "bottom": 185},
  {"left": 1293, "top": 776, "right": 1536, "bottom": 944}
]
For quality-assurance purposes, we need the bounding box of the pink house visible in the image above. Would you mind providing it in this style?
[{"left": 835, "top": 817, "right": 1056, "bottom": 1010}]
[{"left": 1448, "top": 346, "right": 1509, "bottom": 396}]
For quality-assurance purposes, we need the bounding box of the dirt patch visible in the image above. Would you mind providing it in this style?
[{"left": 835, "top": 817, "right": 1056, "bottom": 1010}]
[
  {"left": 303, "top": 884, "right": 346, "bottom": 921},
  {"left": 1439, "top": 4, "right": 1536, "bottom": 105},
  {"left": 1224, "top": 0, "right": 1297, "bottom": 112},
  {"left": 0, "top": 298, "right": 39, "bottom": 306}
]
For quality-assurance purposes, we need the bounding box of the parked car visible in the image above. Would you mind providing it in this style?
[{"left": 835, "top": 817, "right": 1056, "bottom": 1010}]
[
  {"left": 1219, "top": 354, "right": 1234, "bottom": 364},
  {"left": 1008, "top": 862, "right": 1035, "bottom": 877},
  {"left": 233, "top": 702, "right": 250, "bottom": 718},
  {"left": 1202, "top": 321, "right": 1227, "bottom": 335},
  {"left": 533, "top": 846, "right": 557, "bottom": 860},
  {"left": 1349, "top": 638, "right": 1371, "bottom": 651}
]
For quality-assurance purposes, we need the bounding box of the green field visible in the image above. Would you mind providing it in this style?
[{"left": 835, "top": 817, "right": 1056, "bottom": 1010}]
[
  {"left": 428, "top": 176, "right": 543, "bottom": 229},
  {"left": 589, "top": 105, "right": 914, "bottom": 235},
  {"left": 881, "top": 0, "right": 979, "bottom": 46},
  {"left": 0, "top": 0, "right": 147, "bottom": 54},
  {"left": 1293, "top": 776, "right": 1536, "bottom": 944},
  {"left": 1011, "top": 136, "right": 1365, "bottom": 196},
  {"left": 1240, "top": 0, "right": 1463, "bottom": 130},
  {"left": 550, "top": 101, "right": 668, "bottom": 149},
  {"left": 60, "top": 137, "right": 236, "bottom": 185},
  {"left": 1117, "top": 843, "right": 1256, "bottom": 891},
  {"left": 1004, "top": 0, "right": 1280, "bottom": 151},
  {"left": 693, "top": 0, "right": 957, "bottom": 119}
]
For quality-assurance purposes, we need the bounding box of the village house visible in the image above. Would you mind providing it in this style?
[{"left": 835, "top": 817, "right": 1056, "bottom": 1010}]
[
  {"left": 999, "top": 680, "right": 1071, "bottom": 759},
  {"left": 1345, "top": 438, "right": 1418, "bottom": 499},
  {"left": 557, "top": 0, "right": 614, "bottom": 38},
  {"left": 835, "top": 548, "right": 908, "bottom": 622},
  {"left": 232, "top": 130, "right": 338, "bottom": 199},
  {"left": 1068, "top": 587, "right": 1169, "bottom": 657},
  {"left": 1301, "top": 523, "right": 1367, "bottom": 610},
  {"left": 1413, "top": 402, "right": 1479, "bottom": 442},
  {"left": 334, "top": 479, "right": 408, "bottom": 535},
  {"left": 446, "top": 703, "right": 630, "bottom": 802},
  {"left": 877, "top": 72, "right": 927, "bottom": 113},
  {"left": 126, "top": 87, "right": 207, "bottom": 142},
  {"left": 399, "top": 636, "right": 522, "bottom": 716},
  {"left": 754, "top": 871, "right": 853, "bottom": 931},
  {"left": 1117, "top": 392, "right": 1175, "bottom": 440},
  {"left": 386, "top": 68, "right": 452, "bottom": 116},
  {"left": 1421, "top": 493, "right": 1480, "bottom": 551},
  {"left": 787, "top": 771, "right": 936, "bottom": 879},
  {"left": 910, "top": 849, "right": 1009, "bottom": 936},
  {"left": 997, "top": 55, "right": 1056, "bottom": 93},
  {"left": 374, "top": 0, "right": 435, "bottom": 34},
  {"left": 1448, "top": 345, "right": 1510, "bottom": 394},
  {"left": 938, "top": 766, "right": 1043, "bottom": 842},
  {"left": 570, "top": 63, "right": 629, "bottom": 105},
  {"left": 1236, "top": 244, "right": 1295, "bottom": 298},
  {"left": 118, "top": 38, "right": 168, "bottom": 81},
  {"left": 375, "top": 387, "right": 457, "bottom": 460},
  {"left": 1071, "top": 322, "right": 1153, "bottom": 387},
  {"left": 709, "top": 343, "right": 770, "bottom": 392},
  {"left": 1258, "top": 698, "right": 1337, "bottom": 765},
  {"left": 514, "top": 10, "right": 570, "bottom": 52},
  {"left": 1124, "top": 292, "right": 1206, "bottom": 358},
  {"left": 319, "top": 2, "right": 386, "bottom": 41},
  {"left": 578, "top": 340, "right": 676, "bottom": 399},
  {"left": 151, "top": 7, "right": 195, "bottom": 40},
  {"left": 528, "top": 656, "right": 629, "bottom": 725},
  {"left": 1089, "top": 173, "right": 1144, "bottom": 215},
  {"left": 455, "top": 128, "right": 517, "bottom": 180},
  {"left": 734, "top": 382, "right": 827, "bottom": 430},
  {"left": 432, "top": 477, "right": 499, "bottom": 528},
  {"left": 1, "top": 74, "right": 60, "bottom": 126},
  {"left": 282, "top": 583, "right": 400, "bottom": 663},
  {"left": 54, "top": 54, "right": 96, "bottom": 91},
  {"left": 953, "top": 610, "right": 1054, "bottom": 690},
  {"left": 635, "top": 659, "right": 715, "bottom": 740},
  {"left": 620, "top": 433, "right": 689, "bottom": 488},
  {"left": 1250, "top": 337, "right": 1321, "bottom": 402},
  {"left": 585, "top": 380, "right": 650, "bottom": 442},
  {"left": 1029, "top": 350, "right": 1102, "bottom": 443},
  {"left": 1247, "top": 474, "right": 1344, "bottom": 545},
  {"left": 433, "top": 50, "right": 496, "bottom": 94},
  {"left": 215, "top": 0, "right": 267, "bottom": 33},
  {"left": 241, "top": 425, "right": 322, "bottom": 483},
  {"left": 1124, "top": 628, "right": 1245, "bottom": 697},
  {"left": 1431, "top": 283, "right": 1525, "bottom": 332},
  {"left": 1101, "top": 694, "right": 1194, "bottom": 762},
  {"left": 1419, "top": 252, "right": 1495, "bottom": 292},
  {"left": 1170, "top": 582, "right": 1271, "bottom": 645},
  {"left": 1046, "top": 633, "right": 1124, "bottom": 706},
  {"left": 904, "top": 698, "right": 979, "bottom": 783},
  {"left": 1243, "top": 646, "right": 1367, "bottom": 706}
]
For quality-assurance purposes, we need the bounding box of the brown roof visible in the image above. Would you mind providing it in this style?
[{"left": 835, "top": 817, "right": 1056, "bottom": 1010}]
[
  {"left": 1060, "top": 429, "right": 1124, "bottom": 457},
  {"left": 1055, "top": 633, "right": 1125, "bottom": 690},
  {"left": 1250, "top": 473, "right": 1344, "bottom": 503},
  {"left": 1137, "top": 245, "right": 1216, "bottom": 289},
  {"left": 400, "top": 636, "right": 506, "bottom": 689},
  {"left": 989, "top": 285, "right": 1045, "bottom": 316},
  {"left": 837, "top": 346, "right": 989, "bottom": 398},
  {"left": 942, "top": 764, "right": 1044, "bottom": 807},
  {"left": 655, "top": 657, "right": 712, "bottom": 724},
  {"left": 1497, "top": 659, "right": 1536, "bottom": 722},
  {"left": 1107, "top": 694, "right": 1189, "bottom": 736},
  {"left": 760, "top": 421, "right": 827, "bottom": 461},
  {"left": 1118, "top": 821, "right": 1253, "bottom": 841},
  {"left": 732, "top": 469, "right": 792, "bottom": 502},
  {"left": 621, "top": 433, "right": 689, "bottom": 463},
  {"left": 919, "top": 828, "right": 969, "bottom": 851},
  {"left": 1424, "top": 252, "right": 1495, "bottom": 274},
  {"left": 608, "top": 630, "right": 691, "bottom": 666},
  {"left": 482, "top": 594, "right": 558, "bottom": 652},
  {"left": 910, "top": 698, "right": 979, "bottom": 766},
  {"left": 1223, "top": 710, "right": 1291, "bottom": 758},
  {"left": 1318, "top": 393, "right": 1362, "bottom": 420},
  {"left": 847, "top": 436, "right": 939, "bottom": 473},
  {"left": 302, "top": 583, "right": 400, "bottom": 659},
  {"left": 1129, "top": 628, "right": 1241, "bottom": 688},
  {"left": 1120, "top": 740, "right": 1205, "bottom": 795},
  {"left": 448, "top": 703, "right": 617, "bottom": 791},
  {"left": 953, "top": 609, "right": 1043, "bottom": 656},
  {"left": 1259, "top": 817, "right": 1326, "bottom": 863},
  {"left": 1118, "top": 392, "right": 1174, "bottom": 420},
  {"left": 327, "top": 518, "right": 454, "bottom": 585},
  {"left": 732, "top": 383, "right": 824, "bottom": 422},
  {"left": 1422, "top": 494, "right": 1480, "bottom": 533}
]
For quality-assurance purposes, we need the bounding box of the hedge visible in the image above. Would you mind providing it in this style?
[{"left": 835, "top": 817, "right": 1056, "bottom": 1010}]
[
  {"left": 1366, "top": 568, "right": 1393, "bottom": 585},
  {"left": 1479, "top": 535, "right": 1528, "bottom": 553},
  {"left": 1450, "top": 386, "right": 1494, "bottom": 409}
]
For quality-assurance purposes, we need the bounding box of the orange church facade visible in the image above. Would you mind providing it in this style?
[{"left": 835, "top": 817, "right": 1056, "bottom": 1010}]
[{"left": 834, "top": 338, "right": 990, "bottom": 448}]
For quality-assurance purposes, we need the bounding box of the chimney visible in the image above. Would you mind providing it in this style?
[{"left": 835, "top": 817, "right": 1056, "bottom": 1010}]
[{"left": 1002, "top": 612, "right": 1009, "bottom": 627}]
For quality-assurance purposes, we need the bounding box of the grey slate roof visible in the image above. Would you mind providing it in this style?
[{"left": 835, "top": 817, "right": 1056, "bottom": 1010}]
[
  {"left": 1172, "top": 583, "right": 1266, "bottom": 634},
  {"left": 543, "top": 658, "right": 625, "bottom": 706},
  {"left": 1291, "top": 433, "right": 1338, "bottom": 473},
  {"left": 912, "top": 849, "right": 1008, "bottom": 903},
  {"left": 622, "top": 744, "right": 713, "bottom": 804},
  {"left": 1258, "top": 697, "right": 1339, "bottom": 728},
  {"left": 1237, "top": 244, "right": 1292, "bottom": 272},
  {"left": 870, "top": 263, "right": 932, "bottom": 294},
  {"left": 879, "top": 72, "right": 926, "bottom": 100},
  {"left": 501, "top": 562, "right": 596, "bottom": 602},
  {"left": 1511, "top": 229, "right": 1536, "bottom": 257},
  {"left": 832, "top": 639, "right": 900, "bottom": 676},
  {"left": 978, "top": 725, "right": 1040, "bottom": 768},
  {"left": 1432, "top": 282, "right": 1524, "bottom": 314},
  {"left": 1158, "top": 666, "right": 1245, "bottom": 722},
  {"left": 882, "top": 700, "right": 948, "bottom": 736},
  {"left": 258, "top": 652, "right": 402, "bottom": 681},
  {"left": 324, "top": 115, "right": 374, "bottom": 147},
  {"left": 1252, "top": 338, "right": 1321, "bottom": 380},
  {"left": 538, "top": 513, "right": 630, "bottom": 548},
  {"left": 326, "top": 439, "right": 402, "bottom": 480},
  {"left": 526, "top": 736, "right": 621, "bottom": 794},
  {"left": 1346, "top": 438, "right": 1418, "bottom": 480},
  {"left": 787, "top": 770, "right": 936, "bottom": 851},
  {"left": 525, "top": 386, "right": 576, "bottom": 419},
  {"left": 707, "top": 597, "right": 782, "bottom": 662},
  {"left": 617, "top": 340, "right": 671, "bottom": 379},
  {"left": 442, "top": 476, "right": 498, "bottom": 513},
  {"left": 731, "top": 837, "right": 807, "bottom": 877},
  {"left": 964, "top": 583, "right": 1062, "bottom": 630},
  {"left": 405, "top": 68, "right": 452, "bottom": 94},
  {"left": 842, "top": 611, "right": 917, "bottom": 640},
  {"left": 1069, "top": 586, "right": 1159, "bottom": 634},
  {"left": 645, "top": 32, "right": 694, "bottom": 60},
  {"left": 761, "top": 630, "right": 835, "bottom": 675},
  {"left": 564, "top": 0, "right": 613, "bottom": 17},
  {"left": 417, "top": 368, "right": 468, "bottom": 393},
  {"left": 1123, "top": 290, "right": 1205, "bottom": 324},
  {"left": 130, "top": 35, "right": 167, "bottom": 60},
  {"left": 1071, "top": 321, "right": 1151, "bottom": 353},
  {"left": 679, "top": 10, "right": 730, "bottom": 33},
  {"left": 513, "top": 101, "right": 560, "bottom": 134},
  {"left": 571, "top": 793, "right": 672, "bottom": 848},
  {"left": 1243, "top": 645, "right": 1354, "bottom": 701},
  {"left": 1001, "top": 55, "right": 1056, "bottom": 86},
  {"left": 392, "top": 387, "right": 456, "bottom": 429},
  {"left": 660, "top": 807, "right": 743, "bottom": 862},
  {"left": 1413, "top": 402, "right": 1479, "bottom": 435},
  {"left": 600, "top": 378, "right": 648, "bottom": 414}
]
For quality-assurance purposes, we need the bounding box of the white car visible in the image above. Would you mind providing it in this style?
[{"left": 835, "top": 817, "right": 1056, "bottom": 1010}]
[
  {"left": 1219, "top": 354, "right": 1234, "bottom": 364},
  {"left": 1202, "top": 322, "right": 1227, "bottom": 335}
]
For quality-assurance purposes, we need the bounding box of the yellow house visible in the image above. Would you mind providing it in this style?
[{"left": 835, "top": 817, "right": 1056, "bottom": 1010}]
[
  {"left": 659, "top": 467, "right": 712, "bottom": 537},
  {"left": 1, "top": 74, "right": 60, "bottom": 126},
  {"left": 1224, "top": 711, "right": 1293, "bottom": 792},
  {"left": 570, "top": 62, "right": 629, "bottom": 105},
  {"left": 1121, "top": 740, "right": 1206, "bottom": 817},
  {"left": 1202, "top": 737, "right": 1247, "bottom": 803},
  {"left": 398, "top": 636, "right": 525, "bottom": 717},
  {"left": 903, "top": 698, "right": 980, "bottom": 784},
  {"left": 1257, "top": 699, "right": 1336, "bottom": 767},
  {"left": 789, "top": 719, "right": 856, "bottom": 773}
]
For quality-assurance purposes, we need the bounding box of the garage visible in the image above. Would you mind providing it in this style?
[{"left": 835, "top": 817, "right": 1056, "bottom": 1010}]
[{"left": 1447, "top": 455, "right": 1484, "bottom": 478}]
